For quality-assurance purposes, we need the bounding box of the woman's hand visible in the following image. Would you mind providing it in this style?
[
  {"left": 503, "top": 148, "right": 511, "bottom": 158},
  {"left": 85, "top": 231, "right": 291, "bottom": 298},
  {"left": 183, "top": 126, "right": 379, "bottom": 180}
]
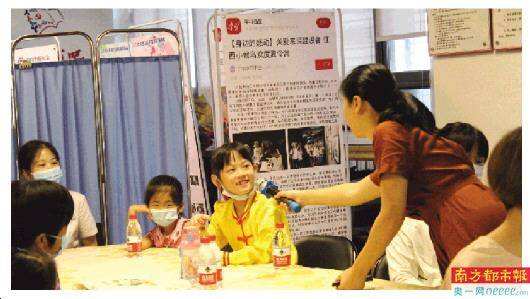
[
  {"left": 189, "top": 214, "right": 210, "bottom": 229},
  {"left": 274, "top": 190, "right": 308, "bottom": 207},
  {"left": 128, "top": 204, "right": 152, "bottom": 219},
  {"left": 335, "top": 266, "right": 366, "bottom": 290}
]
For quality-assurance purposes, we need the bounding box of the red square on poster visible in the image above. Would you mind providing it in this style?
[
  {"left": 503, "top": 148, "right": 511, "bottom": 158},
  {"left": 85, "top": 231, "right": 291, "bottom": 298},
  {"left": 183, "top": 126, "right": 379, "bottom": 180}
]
[
  {"left": 315, "top": 58, "right": 333, "bottom": 70},
  {"left": 316, "top": 17, "right": 331, "bottom": 28},
  {"left": 226, "top": 18, "right": 241, "bottom": 35}
]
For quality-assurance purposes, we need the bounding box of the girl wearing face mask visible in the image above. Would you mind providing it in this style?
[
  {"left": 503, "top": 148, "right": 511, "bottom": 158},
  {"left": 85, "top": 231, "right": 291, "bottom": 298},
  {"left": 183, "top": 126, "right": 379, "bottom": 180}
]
[
  {"left": 195, "top": 142, "right": 297, "bottom": 266},
  {"left": 128, "top": 175, "right": 194, "bottom": 249},
  {"left": 18, "top": 140, "right": 98, "bottom": 249}
]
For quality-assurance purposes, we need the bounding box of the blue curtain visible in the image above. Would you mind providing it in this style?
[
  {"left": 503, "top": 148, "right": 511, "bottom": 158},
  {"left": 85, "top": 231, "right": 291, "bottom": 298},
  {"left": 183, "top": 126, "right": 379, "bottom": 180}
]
[
  {"left": 14, "top": 59, "right": 101, "bottom": 223},
  {"left": 100, "top": 56, "right": 188, "bottom": 244}
]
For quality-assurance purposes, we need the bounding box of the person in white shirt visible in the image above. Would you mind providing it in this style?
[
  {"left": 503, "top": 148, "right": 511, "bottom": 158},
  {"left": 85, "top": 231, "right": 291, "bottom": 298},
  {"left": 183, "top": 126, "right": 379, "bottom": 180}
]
[
  {"left": 18, "top": 140, "right": 98, "bottom": 248},
  {"left": 386, "top": 217, "right": 442, "bottom": 287},
  {"left": 442, "top": 127, "right": 521, "bottom": 289}
]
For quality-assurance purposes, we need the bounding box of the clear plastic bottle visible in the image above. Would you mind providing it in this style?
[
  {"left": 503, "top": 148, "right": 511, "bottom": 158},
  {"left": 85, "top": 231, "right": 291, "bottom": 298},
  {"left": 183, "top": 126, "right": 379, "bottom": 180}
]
[
  {"left": 126, "top": 214, "right": 142, "bottom": 257},
  {"left": 209, "top": 235, "right": 223, "bottom": 288},
  {"left": 197, "top": 236, "right": 217, "bottom": 289},
  {"left": 180, "top": 226, "right": 200, "bottom": 285},
  {"left": 272, "top": 223, "right": 291, "bottom": 269}
]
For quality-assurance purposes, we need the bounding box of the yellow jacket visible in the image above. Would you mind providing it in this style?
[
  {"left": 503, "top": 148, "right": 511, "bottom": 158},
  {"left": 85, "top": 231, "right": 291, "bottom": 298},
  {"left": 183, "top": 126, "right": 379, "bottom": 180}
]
[{"left": 206, "top": 191, "right": 298, "bottom": 265}]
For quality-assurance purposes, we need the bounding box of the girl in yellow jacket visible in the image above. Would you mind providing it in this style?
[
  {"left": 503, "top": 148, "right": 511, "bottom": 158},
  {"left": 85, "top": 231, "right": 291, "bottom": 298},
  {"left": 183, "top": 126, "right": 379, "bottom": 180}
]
[{"left": 199, "top": 142, "right": 297, "bottom": 266}]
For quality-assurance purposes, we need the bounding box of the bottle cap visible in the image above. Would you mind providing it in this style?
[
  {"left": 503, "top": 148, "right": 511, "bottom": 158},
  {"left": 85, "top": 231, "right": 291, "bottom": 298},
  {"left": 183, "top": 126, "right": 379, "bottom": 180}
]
[
  {"left": 275, "top": 223, "right": 284, "bottom": 228},
  {"left": 200, "top": 236, "right": 210, "bottom": 244},
  {"left": 128, "top": 214, "right": 137, "bottom": 220}
]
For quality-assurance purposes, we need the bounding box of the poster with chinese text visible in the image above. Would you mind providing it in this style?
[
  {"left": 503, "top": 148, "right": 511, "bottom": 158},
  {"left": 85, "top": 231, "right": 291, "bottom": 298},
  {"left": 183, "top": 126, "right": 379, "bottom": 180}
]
[{"left": 215, "top": 11, "right": 351, "bottom": 242}]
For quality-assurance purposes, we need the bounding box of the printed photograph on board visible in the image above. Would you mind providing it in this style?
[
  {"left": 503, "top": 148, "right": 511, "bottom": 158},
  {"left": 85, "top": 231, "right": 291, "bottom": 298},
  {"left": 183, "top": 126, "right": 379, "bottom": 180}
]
[{"left": 232, "top": 129, "right": 288, "bottom": 173}]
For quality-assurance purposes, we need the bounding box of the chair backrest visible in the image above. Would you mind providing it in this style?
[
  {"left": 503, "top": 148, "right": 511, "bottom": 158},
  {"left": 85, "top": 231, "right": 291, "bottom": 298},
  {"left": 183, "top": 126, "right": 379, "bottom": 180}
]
[
  {"left": 373, "top": 254, "right": 390, "bottom": 280},
  {"left": 295, "top": 235, "right": 354, "bottom": 270}
]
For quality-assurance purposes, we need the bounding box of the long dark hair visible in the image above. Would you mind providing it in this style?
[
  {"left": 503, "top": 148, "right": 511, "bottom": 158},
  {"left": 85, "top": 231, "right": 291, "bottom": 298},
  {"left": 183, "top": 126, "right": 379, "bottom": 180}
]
[{"left": 340, "top": 63, "right": 435, "bottom": 134}]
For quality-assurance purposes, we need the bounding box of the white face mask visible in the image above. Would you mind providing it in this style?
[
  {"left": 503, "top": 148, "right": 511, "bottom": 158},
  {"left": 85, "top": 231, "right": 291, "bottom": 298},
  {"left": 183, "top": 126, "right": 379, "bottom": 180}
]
[
  {"left": 151, "top": 208, "right": 179, "bottom": 227},
  {"left": 47, "top": 233, "right": 72, "bottom": 257},
  {"left": 32, "top": 166, "right": 63, "bottom": 183},
  {"left": 474, "top": 164, "right": 484, "bottom": 180},
  {"left": 221, "top": 183, "right": 255, "bottom": 201}
]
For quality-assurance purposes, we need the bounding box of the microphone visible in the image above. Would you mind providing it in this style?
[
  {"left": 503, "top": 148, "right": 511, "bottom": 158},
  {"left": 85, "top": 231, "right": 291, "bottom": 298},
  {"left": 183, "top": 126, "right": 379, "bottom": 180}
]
[{"left": 256, "top": 179, "right": 302, "bottom": 213}]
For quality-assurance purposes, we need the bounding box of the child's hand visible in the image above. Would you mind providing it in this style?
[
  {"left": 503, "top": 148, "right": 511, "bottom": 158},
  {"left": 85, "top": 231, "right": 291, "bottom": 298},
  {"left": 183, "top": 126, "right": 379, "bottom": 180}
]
[
  {"left": 189, "top": 214, "right": 210, "bottom": 229},
  {"left": 128, "top": 204, "right": 152, "bottom": 219}
]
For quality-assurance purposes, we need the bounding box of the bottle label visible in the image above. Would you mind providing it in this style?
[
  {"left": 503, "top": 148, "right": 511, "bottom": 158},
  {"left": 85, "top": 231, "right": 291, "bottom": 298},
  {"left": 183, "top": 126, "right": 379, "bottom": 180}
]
[
  {"left": 216, "top": 268, "right": 223, "bottom": 281},
  {"left": 198, "top": 265, "right": 217, "bottom": 285},
  {"left": 127, "top": 236, "right": 142, "bottom": 253},
  {"left": 273, "top": 247, "right": 291, "bottom": 267},
  {"left": 180, "top": 254, "right": 198, "bottom": 279}
]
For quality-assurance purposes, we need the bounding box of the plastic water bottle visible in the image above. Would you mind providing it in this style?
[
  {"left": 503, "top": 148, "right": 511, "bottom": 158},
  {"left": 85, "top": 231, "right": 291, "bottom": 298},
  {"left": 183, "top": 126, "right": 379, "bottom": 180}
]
[
  {"left": 197, "top": 236, "right": 217, "bottom": 289},
  {"left": 126, "top": 214, "right": 142, "bottom": 257},
  {"left": 180, "top": 226, "right": 200, "bottom": 285},
  {"left": 209, "top": 235, "right": 223, "bottom": 288},
  {"left": 272, "top": 223, "right": 291, "bottom": 269}
]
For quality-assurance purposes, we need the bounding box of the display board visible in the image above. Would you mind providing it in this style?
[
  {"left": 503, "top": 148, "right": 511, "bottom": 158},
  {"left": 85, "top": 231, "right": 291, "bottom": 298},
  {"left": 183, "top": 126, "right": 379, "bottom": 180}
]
[{"left": 209, "top": 10, "right": 351, "bottom": 242}]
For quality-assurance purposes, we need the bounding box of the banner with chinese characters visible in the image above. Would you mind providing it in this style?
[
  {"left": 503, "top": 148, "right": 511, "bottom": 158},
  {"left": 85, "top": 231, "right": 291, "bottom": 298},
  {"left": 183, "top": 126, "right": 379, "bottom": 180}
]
[
  {"left": 99, "top": 42, "right": 131, "bottom": 58},
  {"left": 213, "top": 11, "right": 350, "bottom": 242},
  {"left": 14, "top": 44, "right": 59, "bottom": 64},
  {"left": 129, "top": 32, "right": 178, "bottom": 57}
]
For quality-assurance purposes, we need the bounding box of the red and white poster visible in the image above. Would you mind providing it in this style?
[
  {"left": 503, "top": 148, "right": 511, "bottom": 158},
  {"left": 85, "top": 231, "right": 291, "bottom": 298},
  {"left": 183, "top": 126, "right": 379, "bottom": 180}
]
[
  {"left": 212, "top": 11, "right": 350, "bottom": 242},
  {"left": 129, "top": 32, "right": 178, "bottom": 57}
]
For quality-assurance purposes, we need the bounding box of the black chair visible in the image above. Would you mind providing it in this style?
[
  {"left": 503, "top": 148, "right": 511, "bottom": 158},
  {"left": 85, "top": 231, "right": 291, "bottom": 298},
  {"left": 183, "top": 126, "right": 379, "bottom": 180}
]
[
  {"left": 295, "top": 235, "right": 355, "bottom": 270},
  {"left": 372, "top": 254, "right": 390, "bottom": 280},
  {"left": 95, "top": 223, "right": 106, "bottom": 246}
]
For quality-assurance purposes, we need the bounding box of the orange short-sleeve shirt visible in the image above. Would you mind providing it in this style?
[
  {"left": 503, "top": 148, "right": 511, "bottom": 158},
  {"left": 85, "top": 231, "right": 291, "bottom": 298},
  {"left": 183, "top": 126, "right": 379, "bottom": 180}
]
[{"left": 369, "top": 121, "right": 506, "bottom": 273}]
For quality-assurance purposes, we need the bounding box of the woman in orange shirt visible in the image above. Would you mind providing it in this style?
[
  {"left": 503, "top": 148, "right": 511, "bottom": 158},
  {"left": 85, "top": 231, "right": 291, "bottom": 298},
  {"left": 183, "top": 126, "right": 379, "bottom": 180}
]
[{"left": 278, "top": 63, "right": 506, "bottom": 289}]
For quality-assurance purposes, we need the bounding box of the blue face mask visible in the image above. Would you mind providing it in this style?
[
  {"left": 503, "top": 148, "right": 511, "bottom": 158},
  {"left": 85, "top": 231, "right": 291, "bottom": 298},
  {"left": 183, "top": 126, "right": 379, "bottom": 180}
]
[
  {"left": 32, "top": 166, "right": 63, "bottom": 183},
  {"left": 151, "top": 208, "right": 179, "bottom": 227}
]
